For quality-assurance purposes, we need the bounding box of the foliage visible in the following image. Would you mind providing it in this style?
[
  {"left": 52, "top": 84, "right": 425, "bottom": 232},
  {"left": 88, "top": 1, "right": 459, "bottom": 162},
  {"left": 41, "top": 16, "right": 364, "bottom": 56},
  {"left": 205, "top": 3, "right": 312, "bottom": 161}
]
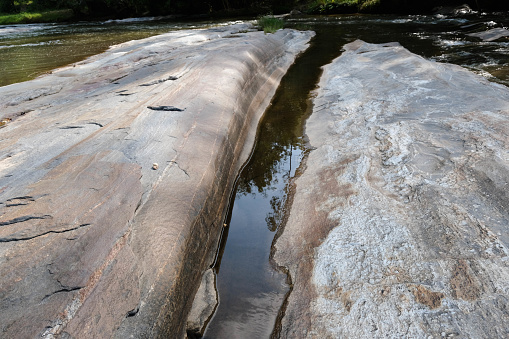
[
  {"left": 308, "top": 0, "right": 379, "bottom": 14},
  {"left": 0, "top": 0, "right": 14, "bottom": 13},
  {"left": 0, "top": 8, "right": 73, "bottom": 23},
  {"left": 306, "top": 0, "right": 509, "bottom": 14},
  {"left": 1, "top": 0, "right": 508, "bottom": 23},
  {"left": 257, "top": 15, "right": 284, "bottom": 33},
  {"left": 359, "top": 0, "right": 378, "bottom": 11}
]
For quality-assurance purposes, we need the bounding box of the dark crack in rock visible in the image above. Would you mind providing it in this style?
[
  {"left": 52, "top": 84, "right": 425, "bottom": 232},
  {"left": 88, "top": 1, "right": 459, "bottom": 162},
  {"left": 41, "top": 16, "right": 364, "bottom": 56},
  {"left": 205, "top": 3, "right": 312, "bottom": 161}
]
[{"left": 275, "top": 40, "right": 509, "bottom": 338}]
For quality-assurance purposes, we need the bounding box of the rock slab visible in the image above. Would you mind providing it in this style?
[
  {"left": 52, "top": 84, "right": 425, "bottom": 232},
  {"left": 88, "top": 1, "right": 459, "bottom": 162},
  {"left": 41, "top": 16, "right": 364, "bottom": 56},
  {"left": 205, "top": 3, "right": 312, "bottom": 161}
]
[
  {"left": 467, "top": 27, "right": 509, "bottom": 42},
  {"left": 275, "top": 40, "right": 509, "bottom": 338},
  {"left": 0, "top": 24, "right": 313, "bottom": 338}
]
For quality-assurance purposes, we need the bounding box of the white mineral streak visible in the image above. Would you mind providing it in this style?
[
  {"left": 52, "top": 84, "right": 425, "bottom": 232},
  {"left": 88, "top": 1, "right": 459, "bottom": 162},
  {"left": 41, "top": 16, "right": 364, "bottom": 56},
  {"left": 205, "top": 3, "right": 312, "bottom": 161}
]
[{"left": 275, "top": 40, "right": 509, "bottom": 338}]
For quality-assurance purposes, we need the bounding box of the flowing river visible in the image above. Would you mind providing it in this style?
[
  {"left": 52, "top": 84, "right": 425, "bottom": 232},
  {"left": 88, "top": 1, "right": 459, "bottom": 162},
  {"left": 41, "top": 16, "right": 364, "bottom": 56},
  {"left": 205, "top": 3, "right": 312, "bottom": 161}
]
[
  {"left": 204, "top": 12, "right": 509, "bottom": 338},
  {"left": 1, "top": 11, "right": 508, "bottom": 338},
  {"left": 0, "top": 17, "right": 243, "bottom": 87}
]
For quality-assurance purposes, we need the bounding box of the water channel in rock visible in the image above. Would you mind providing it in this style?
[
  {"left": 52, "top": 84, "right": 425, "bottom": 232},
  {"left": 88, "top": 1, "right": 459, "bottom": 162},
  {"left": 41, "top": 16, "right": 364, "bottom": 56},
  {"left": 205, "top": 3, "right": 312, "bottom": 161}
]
[
  {"left": 202, "top": 13, "right": 509, "bottom": 338},
  {"left": 1, "top": 12, "right": 508, "bottom": 338}
]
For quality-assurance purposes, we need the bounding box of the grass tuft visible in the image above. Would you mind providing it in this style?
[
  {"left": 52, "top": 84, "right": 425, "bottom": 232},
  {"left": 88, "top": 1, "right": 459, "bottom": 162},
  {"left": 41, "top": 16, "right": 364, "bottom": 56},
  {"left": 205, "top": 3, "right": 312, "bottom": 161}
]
[
  {"left": 0, "top": 9, "right": 73, "bottom": 25},
  {"left": 257, "top": 16, "right": 284, "bottom": 34},
  {"left": 307, "top": 0, "right": 380, "bottom": 14}
]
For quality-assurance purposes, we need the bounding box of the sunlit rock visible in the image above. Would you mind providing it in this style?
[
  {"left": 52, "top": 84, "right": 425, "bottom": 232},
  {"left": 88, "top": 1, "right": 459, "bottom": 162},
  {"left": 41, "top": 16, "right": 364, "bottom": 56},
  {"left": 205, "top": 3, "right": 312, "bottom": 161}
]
[
  {"left": 434, "top": 4, "right": 474, "bottom": 16},
  {"left": 275, "top": 40, "right": 509, "bottom": 338},
  {"left": 0, "top": 23, "right": 313, "bottom": 338},
  {"left": 468, "top": 27, "right": 509, "bottom": 41}
]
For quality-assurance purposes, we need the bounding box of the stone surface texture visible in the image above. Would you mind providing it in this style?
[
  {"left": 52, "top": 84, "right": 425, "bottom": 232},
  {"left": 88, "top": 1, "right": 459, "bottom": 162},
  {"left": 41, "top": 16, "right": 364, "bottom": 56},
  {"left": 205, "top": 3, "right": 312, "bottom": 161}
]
[
  {"left": 0, "top": 24, "right": 313, "bottom": 338},
  {"left": 467, "top": 28, "right": 509, "bottom": 42},
  {"left": 186, "top": 268, "right": 217, "bottom": 335},
  {"left": 275, "top": 40, "right": 509, "bottom": 338}
]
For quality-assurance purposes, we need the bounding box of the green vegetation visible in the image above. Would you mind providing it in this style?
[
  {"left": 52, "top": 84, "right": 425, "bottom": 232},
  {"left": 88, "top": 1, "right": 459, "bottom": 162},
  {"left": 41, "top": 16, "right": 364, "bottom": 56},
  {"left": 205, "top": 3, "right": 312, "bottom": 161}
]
[
  {"left": 0, "top": 0, "right": 508, "bottom": 24},
  {"left": 0, "top": 9, "right": 73, "bottom": 24},
  {"left": 305, "top": 0, "right": 509, "bottom": 15},
  {"left": 308, "top": 0, "right": 379, "bottom": 14},
  {"left": 257, "top": 16, "right": 284, "bottom": 33}
]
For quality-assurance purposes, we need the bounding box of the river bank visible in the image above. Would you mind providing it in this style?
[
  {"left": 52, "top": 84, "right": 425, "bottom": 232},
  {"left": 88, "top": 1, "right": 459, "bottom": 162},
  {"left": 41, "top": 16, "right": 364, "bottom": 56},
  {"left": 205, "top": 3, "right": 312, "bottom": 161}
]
[
  {"left": 0, "top": 23, "right": 313, "bottom": 338},
  {"left": 0, "top": 9, "right": 74, "bottom": 25},
  {"left": 1, "top": 0, "right": 508, "bottom": 26},
  {"left": 1, "top": 11, "right": 509, "bottom": 338}
]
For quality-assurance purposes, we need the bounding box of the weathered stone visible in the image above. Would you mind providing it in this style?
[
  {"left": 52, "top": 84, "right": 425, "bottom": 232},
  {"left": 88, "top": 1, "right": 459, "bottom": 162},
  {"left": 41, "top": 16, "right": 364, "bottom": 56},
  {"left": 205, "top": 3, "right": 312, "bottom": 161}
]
[
  {"left": 434, "top": 4, "right": 473, "bottom": 16},
  {"left": 186, "top": 269, "right": 217, "bottom": 337},
  {"left": 468, "top": 28, "right": 509, "bottom": 42},
  {"left": 275, "top": 40, "right": 509, "bottom": 338},
  {"left": 0, "top": 24, "right": 313, "bottom": 338}
]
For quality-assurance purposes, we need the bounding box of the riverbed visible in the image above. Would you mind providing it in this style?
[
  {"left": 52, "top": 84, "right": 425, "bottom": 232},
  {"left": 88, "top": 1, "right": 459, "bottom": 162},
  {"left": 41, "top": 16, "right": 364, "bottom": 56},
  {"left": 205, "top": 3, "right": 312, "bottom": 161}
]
[
  {"left": 0, "top": 17, "right": 245, "bottom": 87},
  {"left": 202, "top": 11, "right": 509, "bottom": 338},
  {"left": 1, "top": 11, "right": 508, "bottom": 338}
]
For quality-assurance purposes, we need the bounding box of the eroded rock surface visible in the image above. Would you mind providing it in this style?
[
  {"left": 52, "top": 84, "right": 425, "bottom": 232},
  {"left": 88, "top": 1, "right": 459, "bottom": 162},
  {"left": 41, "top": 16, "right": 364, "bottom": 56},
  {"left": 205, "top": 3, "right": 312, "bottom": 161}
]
[
  {"left": 275, "top": 40, "right": 509, "bottom": 338},
  {"left": 186, "top": 268, "right": 217, "bottom": 336},
  {"left": 0, "top": 24, "right": 313, "bottom": 338},
  {"left": 467, "top": 28, "right": 509, "bottom": 42}
]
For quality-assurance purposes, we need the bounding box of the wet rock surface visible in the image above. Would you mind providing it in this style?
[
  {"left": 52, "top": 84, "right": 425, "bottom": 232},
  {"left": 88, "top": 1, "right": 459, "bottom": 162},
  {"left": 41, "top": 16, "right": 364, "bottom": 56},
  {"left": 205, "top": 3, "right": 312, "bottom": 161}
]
[
  {"left": 467, "top": 27, "right": 509, "bottom": 41},
  {"left": 0, "top": 24, "right": 313, "bottom": 338},
  {"left": 275, "top": 40, "right": 509, "bottom": 338}
]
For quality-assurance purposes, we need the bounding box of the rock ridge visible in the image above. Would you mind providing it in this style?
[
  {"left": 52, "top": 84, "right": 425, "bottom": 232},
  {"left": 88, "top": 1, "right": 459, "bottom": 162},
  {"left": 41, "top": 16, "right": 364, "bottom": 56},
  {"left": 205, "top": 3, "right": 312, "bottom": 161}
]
[
  {"left": 0, "top": 24, "right": 313, "bottom": 338},
  {"left": 275, "top": 40, "right": 509, "bottom": 338}
]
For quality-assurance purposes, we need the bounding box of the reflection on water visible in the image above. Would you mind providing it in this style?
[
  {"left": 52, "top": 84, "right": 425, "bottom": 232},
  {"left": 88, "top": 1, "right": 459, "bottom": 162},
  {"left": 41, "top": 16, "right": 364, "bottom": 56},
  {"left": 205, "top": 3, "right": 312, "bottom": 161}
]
[
  {"left": 296, "top": 13, "right": 509, "bottom": 85},
  {"left": 2, "top": 12, "right": 508, "bottom": 338},
  {"left": 203, "top": 23, "right": 349, "bottom": 339},
  {"left": 2, "top": 13, "right": 507, "bottom": 89},
  {"left": 0, "top": 18, "right": 244, "bottom": 87},
  {"left": 204, "top": 12, "right": 509, "bottom": 339}
]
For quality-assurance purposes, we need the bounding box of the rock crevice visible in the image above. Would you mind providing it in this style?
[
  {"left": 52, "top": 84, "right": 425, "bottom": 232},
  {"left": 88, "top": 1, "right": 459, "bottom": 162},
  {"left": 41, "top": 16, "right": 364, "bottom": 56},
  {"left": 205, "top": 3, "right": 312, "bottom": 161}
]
[
  {"left": 0, "top": 24, "right": 314, "bottom": 338},
  {"left": 275, "top": 40, "right": 509, "bottom": 338}
]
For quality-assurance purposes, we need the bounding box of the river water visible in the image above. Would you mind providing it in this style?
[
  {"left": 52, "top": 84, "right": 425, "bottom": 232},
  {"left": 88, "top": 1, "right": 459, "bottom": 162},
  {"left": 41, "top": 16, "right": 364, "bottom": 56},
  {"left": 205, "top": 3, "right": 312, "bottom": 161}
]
[
  {"left": 203, "top": 12, "right": 509, "bottom": 339},
  {"left": 1, "top": 12, "right": 508, "bottom": 338},
  {"left": 0, "top": 17, "right": 243, "bottom": 87}
]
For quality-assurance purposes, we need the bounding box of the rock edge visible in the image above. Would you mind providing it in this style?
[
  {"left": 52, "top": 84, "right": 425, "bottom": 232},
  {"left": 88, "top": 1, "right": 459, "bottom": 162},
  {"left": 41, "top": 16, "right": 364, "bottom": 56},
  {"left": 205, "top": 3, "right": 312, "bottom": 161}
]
[
  {"left": 275, "top": 40, "right": 509, "bottom": 338},
  {"left": 0, "top": 24, "right": 314, "bottom": 338}
]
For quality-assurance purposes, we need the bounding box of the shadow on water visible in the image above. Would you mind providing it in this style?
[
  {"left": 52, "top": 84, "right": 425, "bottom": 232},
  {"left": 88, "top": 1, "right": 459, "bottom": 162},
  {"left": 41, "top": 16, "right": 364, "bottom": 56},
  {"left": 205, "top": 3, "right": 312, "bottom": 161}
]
[
  {"left": 202, "top": 23, "right": 350, "bottom": 339},
  {"left": 202, "top": 13, "right": 509, "bottom": 339},
  {"left": 1, "top": 12, "right": 508, "bottom": 338}
]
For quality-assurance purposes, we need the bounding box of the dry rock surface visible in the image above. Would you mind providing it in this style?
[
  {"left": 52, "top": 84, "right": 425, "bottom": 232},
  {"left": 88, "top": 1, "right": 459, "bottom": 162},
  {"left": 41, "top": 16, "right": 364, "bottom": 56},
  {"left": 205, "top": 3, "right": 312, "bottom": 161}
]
[
  {"left": 275, "top": 40, "right": 509, "bottom": 338},
  {"left": 0, "top": 23, "right": 313, "bottom": 338}
]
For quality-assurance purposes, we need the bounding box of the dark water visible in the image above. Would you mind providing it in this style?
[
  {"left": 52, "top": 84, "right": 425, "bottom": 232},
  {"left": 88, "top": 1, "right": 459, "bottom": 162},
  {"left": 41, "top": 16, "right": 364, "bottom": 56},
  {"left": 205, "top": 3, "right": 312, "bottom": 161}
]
[
  {"left": 203, "top": 12, "right": 509, "bottom": 338},
  {"left": 202, "top": 24, "right": 347, "bottom": 338},
  {"left": 1, "top": 12, "right": 508, "bottom": 338}
]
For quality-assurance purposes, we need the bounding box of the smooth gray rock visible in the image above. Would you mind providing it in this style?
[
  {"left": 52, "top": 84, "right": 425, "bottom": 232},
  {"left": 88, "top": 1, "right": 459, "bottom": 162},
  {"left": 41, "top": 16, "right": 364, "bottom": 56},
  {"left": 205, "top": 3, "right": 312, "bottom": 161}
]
[
  {"left": 0, "top": 24, "right": 313, "bottom": 338},
  {"left": 275, "top": 40, "right": 509, "bottom": 338},
  {"left": 468, "top": 28, "right": 509, "bottom": 41},
  {"left": 186, "top": 268, "right": 217, "bottom": 336}
]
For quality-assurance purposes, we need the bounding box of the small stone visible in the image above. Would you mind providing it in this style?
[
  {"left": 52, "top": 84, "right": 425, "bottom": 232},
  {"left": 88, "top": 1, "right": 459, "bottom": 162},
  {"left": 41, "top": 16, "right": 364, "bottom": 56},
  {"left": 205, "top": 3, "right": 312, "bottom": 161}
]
[
  {"left": 152, "top": 163, "right": 159, "bottom": 170},
  {"left": 0, "top": 118, "right": 11, "bottom": 127}
]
